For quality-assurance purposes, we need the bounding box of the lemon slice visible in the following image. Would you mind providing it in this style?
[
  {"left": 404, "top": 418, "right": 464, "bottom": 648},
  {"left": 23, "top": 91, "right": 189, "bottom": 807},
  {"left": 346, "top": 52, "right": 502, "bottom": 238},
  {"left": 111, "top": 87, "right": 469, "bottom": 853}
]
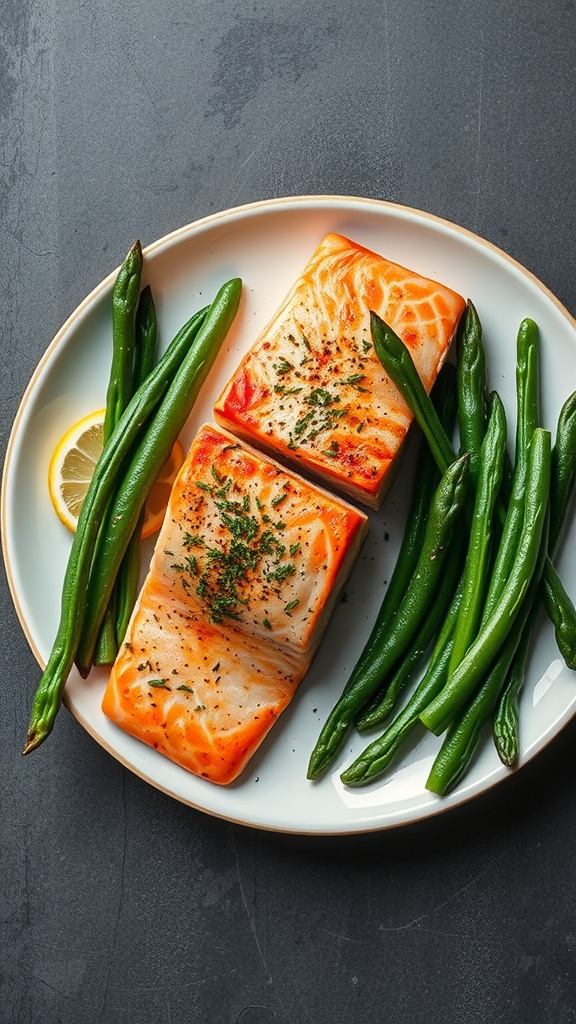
[
  {"left": 48, "top": 409, "right": 106, "bottom": 531},
  {"left": 48, "top": 409, "right": 184, "bottom": 538}
]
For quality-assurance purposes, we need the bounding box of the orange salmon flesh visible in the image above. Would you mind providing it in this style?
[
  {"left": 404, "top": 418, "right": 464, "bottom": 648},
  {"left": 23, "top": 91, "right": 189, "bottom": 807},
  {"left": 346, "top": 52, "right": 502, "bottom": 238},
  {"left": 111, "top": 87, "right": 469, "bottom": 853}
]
[
  {"left": 102, "top": 423, "right": 368, "bottom": 784},
  {"left": 214, "top": 233, "right": 465, "bottom": 508}
]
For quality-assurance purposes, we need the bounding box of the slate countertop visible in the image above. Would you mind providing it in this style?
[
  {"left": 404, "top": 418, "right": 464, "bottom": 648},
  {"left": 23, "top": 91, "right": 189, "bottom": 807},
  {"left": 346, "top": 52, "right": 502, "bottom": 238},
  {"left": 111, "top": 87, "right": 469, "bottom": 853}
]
[{"left": 3, "top": 3, "right": 576, "bottom": 1022}]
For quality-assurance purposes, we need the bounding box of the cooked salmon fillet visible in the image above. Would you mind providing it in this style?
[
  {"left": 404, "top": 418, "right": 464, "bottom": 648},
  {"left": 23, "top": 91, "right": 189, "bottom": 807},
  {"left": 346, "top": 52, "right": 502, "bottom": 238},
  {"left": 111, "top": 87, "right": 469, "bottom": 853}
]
[
  {"left": 102, "top": 423, "right": 368, "bottom": 784},
  {"left": 214, "top": 233, "right": 465, "bottom": 508}
]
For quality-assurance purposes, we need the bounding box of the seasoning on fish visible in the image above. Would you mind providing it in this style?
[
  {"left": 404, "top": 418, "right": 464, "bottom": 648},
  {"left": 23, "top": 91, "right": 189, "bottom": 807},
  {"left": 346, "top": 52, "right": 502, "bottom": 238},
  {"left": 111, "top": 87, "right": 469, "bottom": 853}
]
[
  {"left": 213, "top": 233, "right": 466, "bottom": 508},
  {"left": 102, "top": 423, "right": 368, "bottom": 784}
]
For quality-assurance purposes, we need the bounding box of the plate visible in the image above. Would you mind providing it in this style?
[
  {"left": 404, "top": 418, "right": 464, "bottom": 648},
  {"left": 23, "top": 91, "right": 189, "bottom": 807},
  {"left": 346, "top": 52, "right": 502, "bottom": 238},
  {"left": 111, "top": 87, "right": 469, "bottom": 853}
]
[{"left": 4, "top": 195, "right": 576, "bottom": 835}]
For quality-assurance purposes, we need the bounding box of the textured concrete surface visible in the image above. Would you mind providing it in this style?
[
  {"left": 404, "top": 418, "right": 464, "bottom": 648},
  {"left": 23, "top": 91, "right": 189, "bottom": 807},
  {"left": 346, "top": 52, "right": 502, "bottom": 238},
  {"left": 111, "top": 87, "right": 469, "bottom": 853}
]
[{"left": 3, "top": 2, "right": 576, "bottom": 1022}]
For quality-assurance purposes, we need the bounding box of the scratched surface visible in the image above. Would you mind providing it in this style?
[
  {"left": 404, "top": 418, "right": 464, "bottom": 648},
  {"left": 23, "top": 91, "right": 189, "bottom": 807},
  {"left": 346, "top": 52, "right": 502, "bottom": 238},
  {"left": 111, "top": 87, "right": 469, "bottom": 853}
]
[{"left": 3, "top": 1, "right": 576, "bottom": 1022}]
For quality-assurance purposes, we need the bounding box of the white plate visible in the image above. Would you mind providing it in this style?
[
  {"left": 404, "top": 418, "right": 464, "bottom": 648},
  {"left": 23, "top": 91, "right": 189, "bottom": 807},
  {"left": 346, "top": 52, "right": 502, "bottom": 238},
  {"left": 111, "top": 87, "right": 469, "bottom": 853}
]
[{"left": 3, "top": 195, "right": 576, "bottom": 834}]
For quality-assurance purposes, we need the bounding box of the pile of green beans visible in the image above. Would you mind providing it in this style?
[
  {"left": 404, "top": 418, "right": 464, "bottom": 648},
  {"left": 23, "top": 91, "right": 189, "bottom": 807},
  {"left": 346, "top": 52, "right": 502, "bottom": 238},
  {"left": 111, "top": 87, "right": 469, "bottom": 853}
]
[
  {"left": 112, "top": 284, "right": 159, "bottom": 651},
  {"left": 23, "top": 244, "right": 242, "bottom": 754},
  {"left": 308, "top": 302, "right": 576, "bottom": 795},
  {"left": 94, "top": 241, "right": 149, "bottom": 666}
]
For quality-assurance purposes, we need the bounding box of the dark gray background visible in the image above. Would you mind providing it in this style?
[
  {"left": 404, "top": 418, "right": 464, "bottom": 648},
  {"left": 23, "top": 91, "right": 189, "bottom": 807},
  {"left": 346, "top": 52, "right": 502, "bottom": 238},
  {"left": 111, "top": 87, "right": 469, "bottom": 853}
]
[{"left": 3, "top": 1, "right": 576, "bottom": 1022}]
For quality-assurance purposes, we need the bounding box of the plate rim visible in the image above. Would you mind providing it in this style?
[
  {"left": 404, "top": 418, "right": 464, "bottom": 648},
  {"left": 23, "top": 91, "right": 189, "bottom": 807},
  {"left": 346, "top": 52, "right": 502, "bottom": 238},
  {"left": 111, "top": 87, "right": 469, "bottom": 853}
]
[{"left": 3, "top": 193, "right": 576, "bottom": 835}]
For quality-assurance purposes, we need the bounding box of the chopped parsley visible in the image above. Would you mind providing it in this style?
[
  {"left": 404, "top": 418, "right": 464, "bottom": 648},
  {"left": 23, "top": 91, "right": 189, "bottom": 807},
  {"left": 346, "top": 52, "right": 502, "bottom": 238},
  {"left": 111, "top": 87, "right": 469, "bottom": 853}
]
[
  {"left": 274, "top": 358, "right": 294, "bottom": 375},
  {"left": 182, "top": 533, "right": 205, "bottom": 548},
  {"left": 265, "top": 562, "right": 296, "bottom": 583},
  {"left": 341, "top": 373, "right": 369, "bottom": 393},
  {"left": 173, "top": 472, "right": 303, "bottom": 624},
  {"left": 271, "top": 492, "right": 288, "bottom": 507},
  {"left": 288, "top": 387, "right": 347, "bottom": 447},
  {"left": 321, "top": 441, "right": 340, "bottom": 459}
]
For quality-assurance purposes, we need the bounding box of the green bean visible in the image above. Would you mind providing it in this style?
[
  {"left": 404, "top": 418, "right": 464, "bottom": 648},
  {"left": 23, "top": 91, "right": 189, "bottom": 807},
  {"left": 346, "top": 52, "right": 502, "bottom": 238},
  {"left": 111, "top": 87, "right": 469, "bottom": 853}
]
[
  {"left": 549, "top": 391, "right": 576, "bottom": 553},
  {"left": 482, "top": 319, "right": 540, "bottom": 620},
  {"left": 456, "top": 300, "right": 488, "bottom": 490},
  {"left": 427, "top": 637, "right": 524, "bottom": 795},
  {"left": 515, "top": 320, "right": 541, "bottom": 465},
  {"left": 93, "top": 585, "right": 118, "bottom": 666},
  {"left": 341, "top": 577, "right": 464, "bottom": 785},
  {"left": 114, "top": 285, "right": 159, "bottom": 650},
  {"left": 420, "top": 427, "right": 551, "bottom": 737},
  {"left": 426, "top": 514, "right": 549, "bottom": 795},
  {"left": 457, "top": 299, "right": 516, "bottom": 502},
  {"left": 370, "top": 311, "right": 455, "bottom": 473},
  {"left": 75, "top": 278, "right": 242, "bottom": 676},
  {"left": 102, "top": 241, "right": 142, "bottom": 443},
  {"left": 352, "top": 613, "right": 434, "bottom": 730},
  {"left": 22, "top": 299, "right": 215, "bottom": 754},
  {"left": 490, "top": 487, "right": 575, "bottom": 764},
  {"left": 354, "top": 533, "right": 464, "bottom": 732},
  {"left": 541, "top": 390, "right": 576, "bottom": 667},
  {"left": 132, "top": 286, "right": 159, "bottom": 389},
  {"left": 114, "top": 531, "right": 144, "bottom": 651},
  {"left": 306, "top": 452, "right": 469, "bottom": 780},
  {"left": 487, "top": 322, "right": 544, "bottom": 765},
  {"left": 540, "top": 573, "right": 576, "bottom": 670},
  {"left": 491, "top": 620, "right": 533, "bottom": 767},
  {"left": 447, "top": 391, "right": 507, "bottom": 676}
]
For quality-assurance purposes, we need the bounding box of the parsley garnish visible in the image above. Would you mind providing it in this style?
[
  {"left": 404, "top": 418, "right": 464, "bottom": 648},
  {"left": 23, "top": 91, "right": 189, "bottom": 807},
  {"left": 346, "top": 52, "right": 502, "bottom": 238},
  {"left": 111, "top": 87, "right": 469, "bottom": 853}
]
[
  {"left": 341, "top": 373, "right": 369, "bottom": 393},
  {"left": 289, "top": 387, "right": 347, "bottom": 447},
  {"left": 172, "top": 472, "right": 302, "bottom": 624},
  {"left": 274, "top": 384, "right": 303, "bottom": 395},
  {"left": 274, "top": 358, "right": 293, "bottom": 375},
  {"left": 182, "top": 533, "right": 205, "bottom": 548}
]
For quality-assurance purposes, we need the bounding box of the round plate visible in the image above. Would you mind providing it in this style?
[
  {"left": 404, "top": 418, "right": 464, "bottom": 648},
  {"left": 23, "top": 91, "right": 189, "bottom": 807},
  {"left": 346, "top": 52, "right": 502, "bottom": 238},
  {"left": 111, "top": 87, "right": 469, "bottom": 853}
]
[{"left": 4, "top": 195, "right": 576, "bottom": 834}]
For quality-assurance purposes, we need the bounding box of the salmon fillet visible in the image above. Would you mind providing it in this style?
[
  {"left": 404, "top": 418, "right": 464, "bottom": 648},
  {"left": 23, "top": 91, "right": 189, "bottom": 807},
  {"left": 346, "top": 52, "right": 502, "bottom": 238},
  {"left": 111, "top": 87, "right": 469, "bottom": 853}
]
[
  {"left": 102, "top": 423, "right": 368, "bottom": 784},
  {"left": 214, "top": 233, "right": 465, "bottom": 508}
]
